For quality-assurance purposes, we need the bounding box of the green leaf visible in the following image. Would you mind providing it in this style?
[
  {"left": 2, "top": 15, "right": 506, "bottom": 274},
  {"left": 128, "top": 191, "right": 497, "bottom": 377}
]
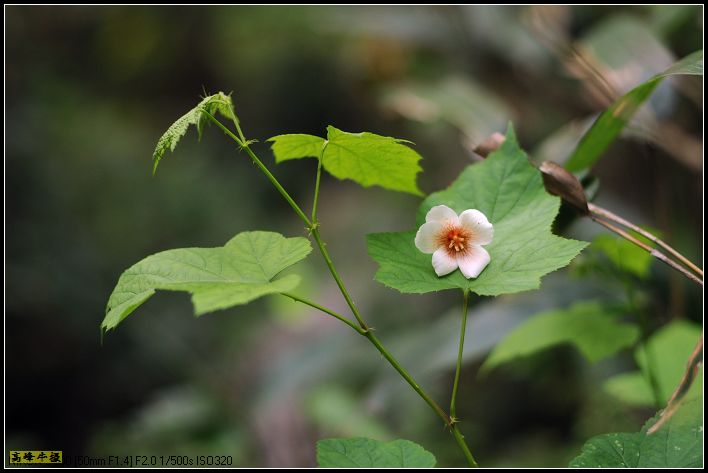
[
  {"left": 367, "top": 123, "right": 587, "bottom": 295},
  {"left": 316, "top": 438, "right": 436, "bottom": 468},
  {"left": 481, "top": 301, "right": 639, "bottom": 372},
  {"left": 636, "top": 321, "right": 702, "bottom": 402},
  {"left": 102, "top": 231, "right": 311, "bottom": 331},
  {"left": 603, "top": 372, "right": 656, "bottom": 407},
  {"left": 570, "top": 398, "right": 702, "bottom": 467},
  {"left": 152, "top": 92, "right": 236, "bottom": 174},
  {"left": 591, "top": 232, "right": 657, "bottom": 279},
  {"left": 268, "top": 133, "right": 326, "bottom": 163},
  {"left": 268, "top": 126, "right": 423, "bottom": 195},
  {"left": 566, "top": 50, "right": 703, "bottom": 172},
  {"left": 306, "top": 387, "right": 392, "bottom": 440},
  {"left": 604, "top": 320, "right": 703, "bottom": 406}
]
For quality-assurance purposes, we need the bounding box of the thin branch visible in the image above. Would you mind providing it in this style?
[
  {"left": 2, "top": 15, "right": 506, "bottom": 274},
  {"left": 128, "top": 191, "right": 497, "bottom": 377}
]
[
  {"left": 280, "top": 292, "right": 364, "bottom": 335},
  {"left": 591, "top": 216, "right": 703, "bottom": 286},
  {"left": 647, "top": 335, "right": 703, "bottom": 435},
  {"left": 589, "top": 203, "right": 703, "bottom": 278},
  {"left": 450, "top": 290, "right": 470, "bottom": 420}
]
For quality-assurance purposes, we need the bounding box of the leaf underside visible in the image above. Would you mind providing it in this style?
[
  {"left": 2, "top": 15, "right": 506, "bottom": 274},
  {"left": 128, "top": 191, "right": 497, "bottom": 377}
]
[{"left": 102, "top": 231, "right": 311, "bottom": 331}]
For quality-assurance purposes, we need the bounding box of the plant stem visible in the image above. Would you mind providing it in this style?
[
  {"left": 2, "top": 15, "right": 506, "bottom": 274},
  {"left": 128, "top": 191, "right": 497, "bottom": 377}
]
[
  {"left": 312, "top": 141, "right": 328, "bottom": 223},
  {"left": 625, "top": 282, "right": 663, "bottom": 407},
  {"left": 452, "top": 425, "right": 479, "bottom": 468},
  {"left": 591, "top": 216, "right": 703, "bottom": 286},
  {"left": 647, "top": 334, "right": 703, "bottom": 435},
  {"left": 280, "top": 292, "right": 365, "bottom": 334},
  {"left": 310, "top": 227, "right": 370, "bottom": 332},
  {"left": 201, "top": 110, "right": 312, "bottom": 228},
  {"left": 589, "top": 203, "right": 703, "bottom": 278},
  {"left": 206, "top": 111, "right": 479, "bottom": 466},
  {"left": 364, "top": 331, "right": 452, "bottom": 424},
  {"left": 282, "top": 291, "right": 479, "bottom": 467},
  {"left": 450, "top": 290, "right": 470, "bottom": 420}
]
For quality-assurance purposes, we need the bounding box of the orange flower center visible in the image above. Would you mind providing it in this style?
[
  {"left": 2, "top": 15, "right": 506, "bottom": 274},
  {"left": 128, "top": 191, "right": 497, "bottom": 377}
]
[{"left": 437, "top": 225, "right": 473, "bottom": 258}]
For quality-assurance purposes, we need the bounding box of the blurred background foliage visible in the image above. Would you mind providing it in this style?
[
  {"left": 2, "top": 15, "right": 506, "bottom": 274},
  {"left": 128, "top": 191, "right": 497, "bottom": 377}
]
[{"left": 5, "top": 5, "right": 702, "bottom": 467}]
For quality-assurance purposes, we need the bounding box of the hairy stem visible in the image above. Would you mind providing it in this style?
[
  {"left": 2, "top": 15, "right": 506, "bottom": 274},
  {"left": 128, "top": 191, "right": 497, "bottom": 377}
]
[
  {"left": 282, "top": 292, "right": 479, "bottom": 466},
  {"left": 201, "top": 110, "right": 312, "bottom": 228},
  {"left": 364, "top": 331, "right": 452, "bottom": 426},
  {"left": 310, "top": 227, "right": 370, "bottom": 332},
  {"left": 452, "top": 425, "right": 479, "bottom": 468},
  {"left": 450, "top": 290, "right": 470, "bottom": 420}
]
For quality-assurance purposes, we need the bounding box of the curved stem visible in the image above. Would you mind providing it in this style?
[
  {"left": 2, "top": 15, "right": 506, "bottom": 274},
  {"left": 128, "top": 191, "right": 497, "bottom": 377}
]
[
  {"left": 364, "top": 331, "right": 451, "bottom": 426},
  {"left": 589, "top": 203, "right": 703, "bottom": 278},
  {"left": 450, "top": 290, "right": 470, "bottom": 420},
  {"left": 591, "top": 216, "right": 702, "bottom": 286},
  {"left": 310, "top": 227, "right": 370, "bottom": 332},
  {"left": 200, "top": 110, "right": 312, "bottom": 228},
  {"left": 280, "top": 292, "right": 364, "bottom": 334},
  {"left": 283, "top": 291, "right": 480, "bottom": 467}
]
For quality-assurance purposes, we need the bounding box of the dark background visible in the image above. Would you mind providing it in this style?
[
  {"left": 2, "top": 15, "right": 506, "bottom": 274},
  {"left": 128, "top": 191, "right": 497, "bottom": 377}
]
[{"left": 6, "top": 5, "right": 702, "bottom": 467}]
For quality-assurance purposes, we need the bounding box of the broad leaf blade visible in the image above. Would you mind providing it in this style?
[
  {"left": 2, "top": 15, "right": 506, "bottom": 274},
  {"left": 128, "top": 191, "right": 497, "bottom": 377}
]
[
  {"left": 570, "top": 398, "right": 702, "bottom": 467},
  {"left": 325, "top": 126, "right": 423, "bottom": 195},
  {"left": 102, "top": 231, "right": 311, "bottom": 331},
  {"left": 367, "top": 124, "right": 587, "bottom": 296},
  {"left": 481, "top": 301, "right": 639, "bottom": 372},
  {"left": 316, "top": 437, "right": 436, "bottom": 468},
  {"left": 592, "top": 233, "right": 655, "bottom": 279},
  {"left": 603, "top": 372, "right": 656, "bottom": 407},
  {"left": 267, "top": 134, "right": 326, "bottom": 162},
  {"left": 565, "top": 50, "right": 703, "bottom": 172},
  {"left": 604, "top": 320, "right": 703, "bottom": 406},
  {"left": 268, "top": 127, "right": 424, "bottom": 195},
  {"left": 152, "top": 92, "right": 236, "bottom": 174},
  {"left": 635, "top": 321, "right": 703, "bottom": 403}
]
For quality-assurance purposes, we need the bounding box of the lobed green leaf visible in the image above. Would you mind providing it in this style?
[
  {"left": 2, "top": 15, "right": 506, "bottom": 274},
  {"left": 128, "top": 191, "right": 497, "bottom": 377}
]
[
  {"left": 316, "top": 437, "right": 436, "bottom": 468},
  {"left": 481, "top": 301, "right": 639, "bottom": 372},
  {"left": 367, "top": 123, "right": 587, "bottom": 296},
  {"left": 102, "top": 231, "right": 311, "bottom": 332},
  {"left": 570, "top": 398, "right": 702, "bottom": 467},
  {"left": 268, "top": 126, "right": 423, "bottom": 195},
  {"left": 604, "top": 320, "right": 703, "bottom": 406}
]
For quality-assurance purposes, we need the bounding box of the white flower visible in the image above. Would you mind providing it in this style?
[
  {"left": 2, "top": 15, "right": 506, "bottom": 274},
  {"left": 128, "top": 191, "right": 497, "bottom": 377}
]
[{"left": 414, "top": 205, "right": 493, "bottom": 278}]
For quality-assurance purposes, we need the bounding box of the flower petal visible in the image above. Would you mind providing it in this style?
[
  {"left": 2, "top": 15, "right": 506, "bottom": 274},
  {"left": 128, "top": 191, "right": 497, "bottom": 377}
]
[
  {"left": 432, "top": 247, "right": 459, "bottom": 276},
  {"left": 457, "top": 245, "right": 490, "bottom": 279},
  {"left": 425, "top": 205, "right": 459, "bottom": 225},
  {"left": 414, "top": 221, "right": 443, "bottom": 254},
  {"left": 459, "top": 209, "right": 493, "bottom": 245}
]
